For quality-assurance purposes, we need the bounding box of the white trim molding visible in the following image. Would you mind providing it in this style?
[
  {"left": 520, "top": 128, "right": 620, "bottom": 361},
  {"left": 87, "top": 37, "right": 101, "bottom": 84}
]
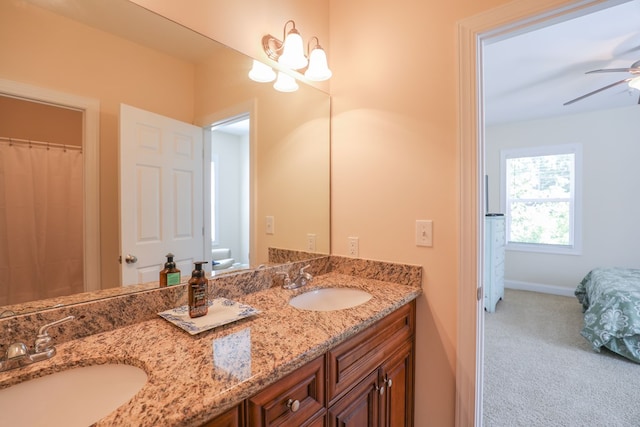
[
  {"left": 456, "top": 1, "right": 610, "bottom": 426},
  {"left": 505, "top": 280, "right": 577, "bottom": 297}
]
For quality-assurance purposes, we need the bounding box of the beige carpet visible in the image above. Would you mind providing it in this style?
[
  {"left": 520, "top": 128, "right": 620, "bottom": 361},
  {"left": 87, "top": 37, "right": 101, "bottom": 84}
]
[{"left": 483, "top": 289, "right": 640, "bottom": 426}]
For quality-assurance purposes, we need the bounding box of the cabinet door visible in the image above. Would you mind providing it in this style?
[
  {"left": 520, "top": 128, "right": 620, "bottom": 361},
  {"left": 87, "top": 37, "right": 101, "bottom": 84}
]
[
  {"left": 200, "top": 404, "right": 243, "bottom": 427},
  {"left": 328, "top": 370, "right": 380, "bottom": 427},
  {"left": 328, "top": 303, "right": 415, "bottom": 405},
  {"left": 381, "top": 342, "right": 414, "bottom": 427},
  {"left": 247, "top": 355, "right": 325, "bottom": 427}
]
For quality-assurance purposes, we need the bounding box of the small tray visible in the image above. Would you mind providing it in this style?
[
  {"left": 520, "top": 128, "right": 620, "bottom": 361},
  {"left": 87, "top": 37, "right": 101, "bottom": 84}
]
[{"left": 158, "top": 298, "right": 260, "bottom": 335}]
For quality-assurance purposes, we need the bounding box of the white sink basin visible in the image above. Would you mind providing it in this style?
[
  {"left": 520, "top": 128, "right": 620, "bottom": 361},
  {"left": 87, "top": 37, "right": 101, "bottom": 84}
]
[
  {"left": 289, "top": 287, "right": 372, "bottom": 311},
  {"left": 0, "top": 364, "right": 148, "bottom": 426}
]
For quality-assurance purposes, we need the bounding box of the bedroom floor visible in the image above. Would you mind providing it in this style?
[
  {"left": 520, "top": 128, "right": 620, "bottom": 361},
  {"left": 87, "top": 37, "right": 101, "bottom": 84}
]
[{"left": 483, "top": 289, "right": 640, "bottom": 427}]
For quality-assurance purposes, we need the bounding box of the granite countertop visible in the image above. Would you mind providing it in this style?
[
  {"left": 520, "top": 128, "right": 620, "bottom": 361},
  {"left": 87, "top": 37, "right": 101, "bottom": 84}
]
[{"left": 0, "top": 272, "right": 421, "bottom": 427}]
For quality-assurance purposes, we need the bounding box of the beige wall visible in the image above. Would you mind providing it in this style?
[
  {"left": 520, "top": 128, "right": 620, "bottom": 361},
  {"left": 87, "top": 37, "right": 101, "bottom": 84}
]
[
  {"left": 127, "top": 0, "right": 522, "bottom": 425},
  {"left": 0, "top": 96, "right": 83, "bottom": 146}
]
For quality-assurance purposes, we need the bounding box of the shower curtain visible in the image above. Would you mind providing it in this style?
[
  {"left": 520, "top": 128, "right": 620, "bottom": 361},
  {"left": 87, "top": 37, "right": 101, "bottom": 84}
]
[{"left": 0, "top": 140, "right": 84, "bottom": 306}]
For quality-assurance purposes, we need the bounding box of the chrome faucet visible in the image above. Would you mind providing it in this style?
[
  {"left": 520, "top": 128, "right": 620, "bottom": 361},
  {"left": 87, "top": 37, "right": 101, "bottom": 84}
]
[
  {"left": 0, "top": 315, "right": 74, "bottom": 372},
  {"left": 285, "top": 265, "right": 313, "bottom": 290}
]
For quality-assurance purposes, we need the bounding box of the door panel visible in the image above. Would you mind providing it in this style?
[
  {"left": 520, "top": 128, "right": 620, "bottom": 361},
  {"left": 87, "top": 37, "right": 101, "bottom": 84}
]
[{"left": 120, "top": 104, "right": 204, "bottom": 285}]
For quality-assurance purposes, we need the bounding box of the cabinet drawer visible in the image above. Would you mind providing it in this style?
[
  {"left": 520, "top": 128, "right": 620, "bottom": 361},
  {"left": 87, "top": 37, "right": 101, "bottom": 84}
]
[
  {"left": 247, "top": 355, "right": 325, "bottom": 427},
  {"left": 327, "top": 301, "right": 415, "bottom": 404}
]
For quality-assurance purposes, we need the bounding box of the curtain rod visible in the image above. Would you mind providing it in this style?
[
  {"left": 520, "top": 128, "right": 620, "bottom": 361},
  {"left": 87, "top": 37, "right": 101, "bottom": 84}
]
[{"left": 0, "top": 136, "right": 82, "bottom": 152}]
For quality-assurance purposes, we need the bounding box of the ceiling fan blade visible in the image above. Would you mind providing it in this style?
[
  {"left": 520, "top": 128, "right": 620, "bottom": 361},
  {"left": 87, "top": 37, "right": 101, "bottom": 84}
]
[
  {"left": 563, "top": 77, "right": 633, "bottom": 106},
  {"left": 586, "top": 68, "right": 633, "bottom": 74}
]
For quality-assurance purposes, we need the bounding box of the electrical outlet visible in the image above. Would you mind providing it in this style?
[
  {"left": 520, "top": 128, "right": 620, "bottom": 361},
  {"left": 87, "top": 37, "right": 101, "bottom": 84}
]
[
  {"left": 307, "top": 234, "right": 317, "bottom": 252},
  {"left": 348, "top": 237, "right": 359, "bottom": 257},
  {"left": 266, "top": 216, "right": 274, "bottom": 235},
  {"left": 416, "top": 220, "right": 433, "bottom": 247}
]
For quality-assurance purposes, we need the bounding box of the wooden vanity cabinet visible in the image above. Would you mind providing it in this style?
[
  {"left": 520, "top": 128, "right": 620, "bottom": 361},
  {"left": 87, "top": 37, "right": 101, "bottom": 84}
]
[
  {"left": 201, "top": 403, "right": 244, "bottom": 427},
  {"left": 326, "top": 302, "right": 415, "bottom": 427},
  {"left": 203, "top": 301, "right": 415, "bottom": 427}
]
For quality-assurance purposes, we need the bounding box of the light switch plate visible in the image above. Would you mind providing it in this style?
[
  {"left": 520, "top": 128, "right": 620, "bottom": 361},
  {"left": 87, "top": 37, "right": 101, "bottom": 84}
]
[
  {"left": 416, "top": 220, "right": 433, "bottom": 247},
  {"left": 266, "top": 216, "right": 274, "bottom": 235}
]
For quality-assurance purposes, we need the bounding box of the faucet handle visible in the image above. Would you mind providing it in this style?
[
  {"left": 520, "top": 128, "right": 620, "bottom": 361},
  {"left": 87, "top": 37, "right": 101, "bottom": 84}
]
[
  {"left": 34, "top": 315, "right": 74, "bottom": 355},
  {"left": 300, "top": 264, "right": 313, "bottom": 280},
  {"left": 275, "top": 271, "right": 292, "bottom": 288}
]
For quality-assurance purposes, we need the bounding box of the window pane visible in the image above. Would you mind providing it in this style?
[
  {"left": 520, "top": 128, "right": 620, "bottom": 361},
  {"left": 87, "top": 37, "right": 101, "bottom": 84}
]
[
  {"left": 507, "top": 154, "right": 573, "bottom": 199},
  {"left": 509, "top": 201, "right": 570, "bottom": 245}
]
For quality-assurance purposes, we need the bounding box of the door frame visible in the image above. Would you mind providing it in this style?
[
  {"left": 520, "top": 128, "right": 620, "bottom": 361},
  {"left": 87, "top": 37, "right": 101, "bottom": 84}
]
[
  {"left": 0, "top": 78, "right": 101, "bottom": 292},
  {"left": 456, "top": 0, "right": 616, "bottom": 425}
]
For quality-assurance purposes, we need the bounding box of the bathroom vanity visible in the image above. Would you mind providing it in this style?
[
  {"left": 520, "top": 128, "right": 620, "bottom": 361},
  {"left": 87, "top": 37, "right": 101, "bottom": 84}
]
[{"left": 0, "top": 256, "right": 421, "bottom": 427}]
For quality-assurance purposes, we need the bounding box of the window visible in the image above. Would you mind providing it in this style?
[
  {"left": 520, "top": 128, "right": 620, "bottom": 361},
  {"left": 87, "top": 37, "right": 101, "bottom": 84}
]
[{"left": 500, "top": 144, "right": 582, "bottom": 254}]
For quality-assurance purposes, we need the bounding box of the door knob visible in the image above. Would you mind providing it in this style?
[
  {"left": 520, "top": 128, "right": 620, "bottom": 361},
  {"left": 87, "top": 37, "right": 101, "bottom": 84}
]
[{"left": 124, "top": 254, "right": 138, "bottom": 264}]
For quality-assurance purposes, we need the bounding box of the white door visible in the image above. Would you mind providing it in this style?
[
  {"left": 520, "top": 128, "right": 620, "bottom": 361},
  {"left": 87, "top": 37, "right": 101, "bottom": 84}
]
[{"left": 119, "top": 104, "right": 204, "bottom": 285}]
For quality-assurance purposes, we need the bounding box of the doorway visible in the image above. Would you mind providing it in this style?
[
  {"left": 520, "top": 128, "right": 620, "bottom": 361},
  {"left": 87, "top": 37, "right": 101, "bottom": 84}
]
[
  {"left": 457, "top": 1, "right": 628, "bottom": 425},
  {"left": 207, "top": 114, "right": 251, "bottom": 273},
  {"left": 0, "top": 79, "right": 100, "bottom": 302}
]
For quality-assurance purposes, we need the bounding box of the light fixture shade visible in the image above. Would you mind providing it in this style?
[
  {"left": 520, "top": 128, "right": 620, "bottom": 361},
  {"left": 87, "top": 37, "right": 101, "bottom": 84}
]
[
  {"left": 248, "top": 60, "right": 276, "bottom": 82},
  {"left": 273, "top": 72, "right": 299, "bottom": 92},
  {"left": 278, "top": 29, "right": 308, "bottom": 70},
  {"left": 305, "top": 47, "right": 332, "bottom": 81},
  {"left": 629, "top": 76, "right": 640, "bottom": 90}
]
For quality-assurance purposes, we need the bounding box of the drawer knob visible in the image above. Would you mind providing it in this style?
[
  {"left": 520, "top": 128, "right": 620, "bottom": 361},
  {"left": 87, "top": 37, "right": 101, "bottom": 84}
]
[{"left": 286, "top": 399, "right": 300, "bottom": 412}]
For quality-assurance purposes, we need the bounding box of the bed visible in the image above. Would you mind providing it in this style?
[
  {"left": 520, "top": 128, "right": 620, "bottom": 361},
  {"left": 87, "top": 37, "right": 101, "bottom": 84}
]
[{"left": 575, "top": 267, "right": 640, "bottom": 363}]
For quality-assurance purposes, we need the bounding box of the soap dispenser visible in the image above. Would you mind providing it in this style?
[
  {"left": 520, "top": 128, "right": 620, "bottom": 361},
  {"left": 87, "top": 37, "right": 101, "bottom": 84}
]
[
  {"left": 188, "top": 261, "right": 209, "bottom": 318},
  {"left": 159, "top": 253, "right": 181, "bottom": 287}
]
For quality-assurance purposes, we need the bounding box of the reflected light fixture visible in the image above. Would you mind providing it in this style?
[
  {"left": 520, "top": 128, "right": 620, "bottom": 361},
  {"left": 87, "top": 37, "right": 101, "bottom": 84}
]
[
  {"left": 273, "top": 71, "right": 299, "bottom": 92},
  {"left": 629, "top": 76, "right": 640, "bottom": 91},
  {"left": 248, "top": 59, "right": 276, "bottom": 82},
  {"left": 251, "top": 19, "right": 332, "bottom": 90}
]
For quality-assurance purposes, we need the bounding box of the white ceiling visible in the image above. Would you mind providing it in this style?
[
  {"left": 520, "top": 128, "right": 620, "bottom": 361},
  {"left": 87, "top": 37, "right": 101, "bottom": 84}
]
[{"left": 483, "top": 0, "right": 640, "bottom": 126}]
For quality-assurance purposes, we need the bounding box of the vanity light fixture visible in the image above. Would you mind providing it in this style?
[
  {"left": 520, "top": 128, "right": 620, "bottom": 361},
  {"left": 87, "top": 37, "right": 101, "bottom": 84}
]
[
  {"left": 273, "top": 71, "right": 299, "bottom": 92},
  {"left": 304, "top": 37, "right": 332, "bottom": 81},
  {"left": 251, "top": 19, "right": 332, "bottom": 89}
]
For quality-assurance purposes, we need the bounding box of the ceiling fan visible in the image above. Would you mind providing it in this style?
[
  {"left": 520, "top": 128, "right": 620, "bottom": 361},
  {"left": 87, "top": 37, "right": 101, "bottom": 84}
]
[{"left": 564, "top": 59, "right": 640, "bottom": 105}]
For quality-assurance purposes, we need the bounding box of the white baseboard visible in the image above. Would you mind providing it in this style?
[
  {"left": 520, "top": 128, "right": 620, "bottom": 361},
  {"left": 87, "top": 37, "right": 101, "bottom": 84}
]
[{"left": 505, "top": 280, "right": 576, "bottom": 298}]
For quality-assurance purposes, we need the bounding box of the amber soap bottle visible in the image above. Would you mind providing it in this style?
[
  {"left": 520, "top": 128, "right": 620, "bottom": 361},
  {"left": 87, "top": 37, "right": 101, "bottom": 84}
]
[
  {"left": 188, "top": 261, "right": 209, "bottom": 318},
  {"left": 159, "top": 253, "right": 181, "bottom": 287}
]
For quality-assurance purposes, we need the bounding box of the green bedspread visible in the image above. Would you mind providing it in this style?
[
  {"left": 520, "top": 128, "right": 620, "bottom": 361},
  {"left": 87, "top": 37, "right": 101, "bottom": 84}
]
[{"left": 575, "top": 267, "right": 640, "bottom": 363}]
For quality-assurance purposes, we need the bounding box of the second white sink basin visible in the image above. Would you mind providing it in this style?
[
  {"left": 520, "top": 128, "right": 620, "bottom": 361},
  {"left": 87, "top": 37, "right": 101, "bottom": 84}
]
[
  {"left": 0, "top": 363, "right": 148, "bottom": 426},
  {"left": 290, "top": 287, "right": 372, "bottom": 311}
]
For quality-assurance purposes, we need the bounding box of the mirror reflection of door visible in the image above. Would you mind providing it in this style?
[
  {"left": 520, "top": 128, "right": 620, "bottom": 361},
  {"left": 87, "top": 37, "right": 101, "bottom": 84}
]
[
  {"left": 206, "top": 114, "right": 251, "bottom": 273},
  {"left": 0, "top": 95, "right": 84, "bottom": 305},
  {"left": 119, "top": 104, "right": 204, "bottom": 285}
]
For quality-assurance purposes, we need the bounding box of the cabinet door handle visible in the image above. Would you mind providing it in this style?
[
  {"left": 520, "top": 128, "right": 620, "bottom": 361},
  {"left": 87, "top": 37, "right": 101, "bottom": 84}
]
[
  {"left": 286, "top": 399, "right": 300, "bottom": 412},
  {"left": 386, "top": 378, "right": 393, "bottom": 388},
  {"left": 375, "top": 384, "right": 385, "bottom": 395}
]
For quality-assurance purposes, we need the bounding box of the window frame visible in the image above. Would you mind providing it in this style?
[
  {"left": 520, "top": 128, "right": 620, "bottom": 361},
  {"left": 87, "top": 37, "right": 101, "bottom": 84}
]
[{"left": 500, "top": 143, "right": 582, "bottom": 255}]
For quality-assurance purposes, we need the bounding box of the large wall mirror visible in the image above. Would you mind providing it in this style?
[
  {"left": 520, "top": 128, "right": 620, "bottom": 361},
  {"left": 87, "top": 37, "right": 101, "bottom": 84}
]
[{"left": 0, "top": 0, "right": 330, "bottom": 314}]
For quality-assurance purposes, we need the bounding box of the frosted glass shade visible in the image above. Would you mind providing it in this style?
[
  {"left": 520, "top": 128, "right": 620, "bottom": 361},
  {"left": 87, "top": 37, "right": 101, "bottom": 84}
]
[
  {"left": 248, "top": 60, "right": 276, "bottom": 82},
  {"left": 305, "top": 47, "right": 332, "bottom": 81},
  {"left": 273, "top": 72, "right": 299, "bottom": 92},
  {"left": 278, "top": 30, "right": 308, "bottom": 70},
  {"left": 629, "top": 76, "right": 640, "bottom": 90}
]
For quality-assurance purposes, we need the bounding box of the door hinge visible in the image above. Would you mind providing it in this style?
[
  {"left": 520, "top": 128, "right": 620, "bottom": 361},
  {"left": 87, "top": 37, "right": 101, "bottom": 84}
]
[{"left": 477, "top": 287, "right": 483, "bottom": 301}]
